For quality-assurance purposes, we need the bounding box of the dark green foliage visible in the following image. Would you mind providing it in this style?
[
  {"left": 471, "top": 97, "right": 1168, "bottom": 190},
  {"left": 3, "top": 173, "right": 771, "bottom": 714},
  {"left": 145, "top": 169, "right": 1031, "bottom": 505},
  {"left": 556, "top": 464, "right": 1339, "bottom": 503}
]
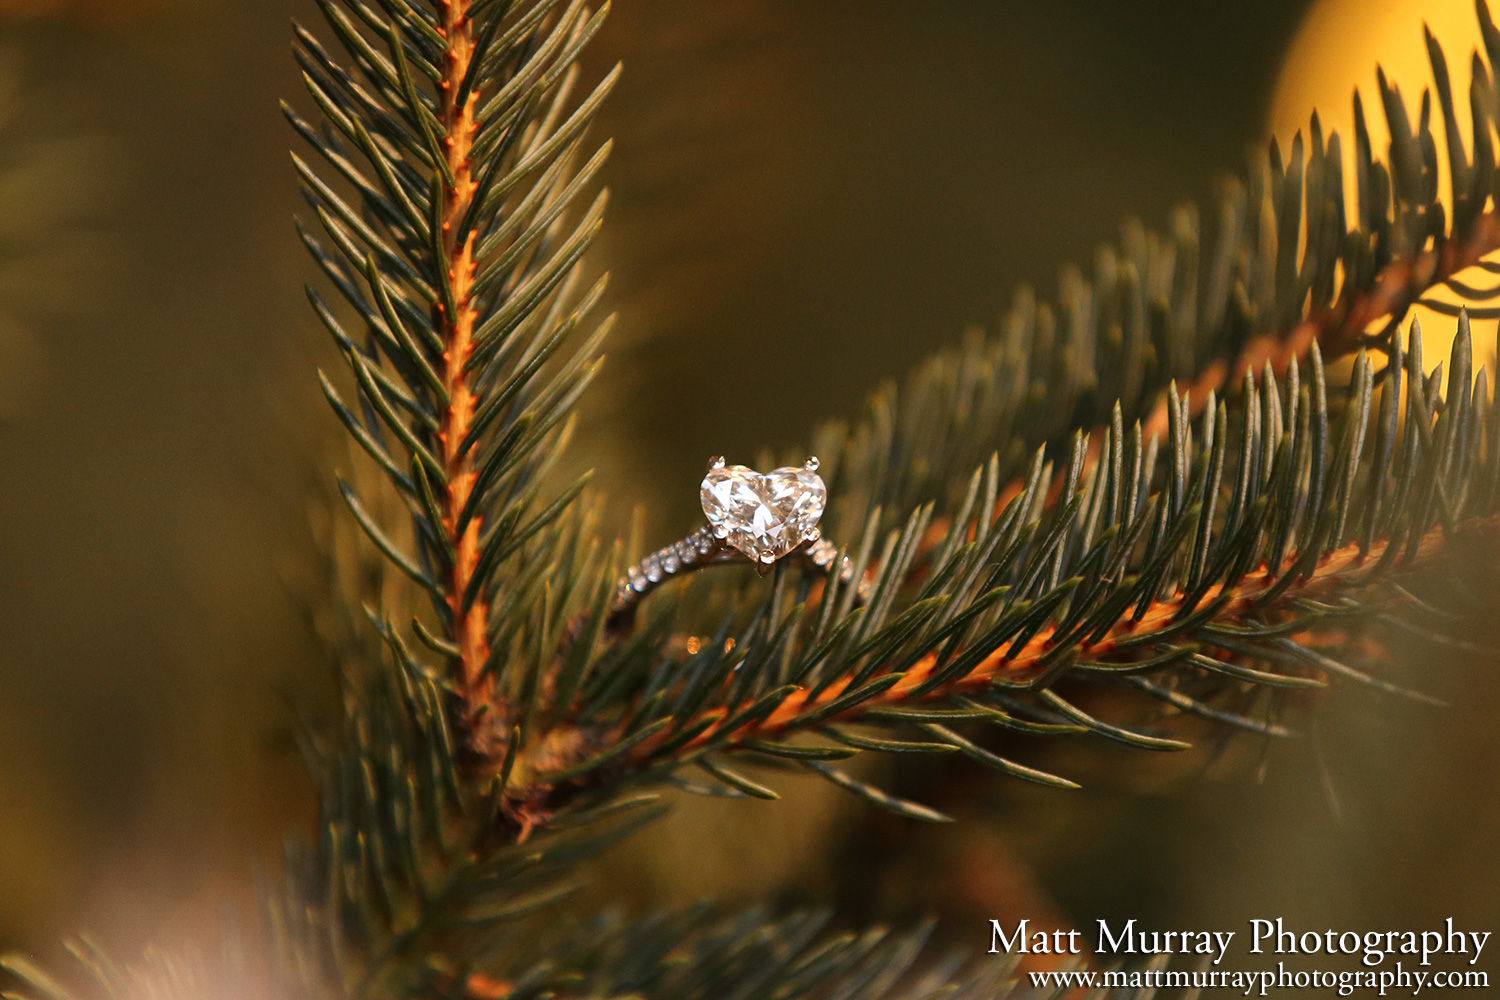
[
  {"left": 281, "top": 0, "right": 1500, "bottom": 828},
  {"left": 493, "top": 908, "right": 1020, "bottom": 1000},
  {"left": 570, "top": 316, "right": 1498, "bottom": 809},
  {"left": 288, "top": 0, "right": 617, "bottom": 721},
  {"left": 531, "top": 0, "right": 1500, "bottom": 822},
  {"left": 8, "top": 2, "right": 1500, "bottom": 1000}
]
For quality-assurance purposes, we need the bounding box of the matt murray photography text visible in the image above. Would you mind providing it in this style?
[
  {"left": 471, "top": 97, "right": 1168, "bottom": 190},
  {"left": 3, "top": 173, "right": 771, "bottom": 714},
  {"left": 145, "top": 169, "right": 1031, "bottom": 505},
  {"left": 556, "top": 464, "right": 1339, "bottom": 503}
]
[{"left": 989, "top": 918, "right": 1491, "bottom": 968}]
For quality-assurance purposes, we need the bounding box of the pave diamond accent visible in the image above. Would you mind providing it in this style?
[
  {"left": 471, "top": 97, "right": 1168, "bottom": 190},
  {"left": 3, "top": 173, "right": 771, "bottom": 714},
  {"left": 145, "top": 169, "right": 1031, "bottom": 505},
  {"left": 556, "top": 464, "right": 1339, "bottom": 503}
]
[{"left": 700, "top": 460, "right": 827, "bottom": 563}]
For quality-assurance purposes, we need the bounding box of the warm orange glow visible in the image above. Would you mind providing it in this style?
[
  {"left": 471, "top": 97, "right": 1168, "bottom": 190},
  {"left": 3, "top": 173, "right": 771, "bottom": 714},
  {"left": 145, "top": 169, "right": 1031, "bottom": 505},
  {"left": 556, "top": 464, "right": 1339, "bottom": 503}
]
[{"left": 1270, "top": 0, "right": 1498, "bottom": 376}]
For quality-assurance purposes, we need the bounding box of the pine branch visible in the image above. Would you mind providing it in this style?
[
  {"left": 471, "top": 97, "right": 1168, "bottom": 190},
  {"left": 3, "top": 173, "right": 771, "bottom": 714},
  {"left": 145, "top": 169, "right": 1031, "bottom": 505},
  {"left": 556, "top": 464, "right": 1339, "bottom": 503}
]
[
  {"left": 7, "top": 6, "right": 1500, "bottom": 1000},
  {"left": 801, "top": 0, "right": 1500, "bottom": 541},
  {"left": 264, "top": 1, "right": 1500, "bottom": 991},
  {"left": 266, "top": 2, "right": 636, "bottom": 993},
  {"left": 449, "top": 907, "right": 1018, "bottom": 1000},
  {"left": 289, "top": 0, "right": 617, "bottom": 753},
  {"left": 484, "top": 6, "right": 1500, "bottom": 827},
  {"left": 249, "top": 474, "right": 652, "bottom": 999},
  {"left": 285, "top": 0, "right": 1500, "bottom": 839},
  {"left": 532, "top": 311, "right": 1499, "bottom": 818}
]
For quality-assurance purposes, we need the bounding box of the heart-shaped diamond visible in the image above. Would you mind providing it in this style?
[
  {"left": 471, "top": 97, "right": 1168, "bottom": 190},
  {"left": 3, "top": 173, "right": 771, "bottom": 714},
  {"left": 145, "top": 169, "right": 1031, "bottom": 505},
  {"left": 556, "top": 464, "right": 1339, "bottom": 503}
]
[{"left": 700, "top": 460, "right": 827, "bottom": 563}]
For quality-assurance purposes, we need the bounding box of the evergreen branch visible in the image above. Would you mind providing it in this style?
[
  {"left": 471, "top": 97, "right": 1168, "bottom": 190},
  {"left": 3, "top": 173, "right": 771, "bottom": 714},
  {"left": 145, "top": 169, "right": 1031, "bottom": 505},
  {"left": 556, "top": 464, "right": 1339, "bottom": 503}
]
[
  {"left": 503, "top": 5, "right": 1500, "bottom": 825},
  {"left": 496, "top": 908, "right": 1017, "bottom": 1000},
  {"left": 782, "top": 2, "right": 1500, "bottom": 586},
  {"left": 529, "top": 312, "right": 1499, "bottom": 822},
  {"left": 14, "top": 6, "right": 1500, "bottom": 1000},
  {"left": 622, "top": 518, "right": 1438, "bottom": 761},
  {"left": 290, "top": 0, "right": 616, "bottom": 748},
  {"left": 252, "top": 536, "right": 669, "bottom": 999}
]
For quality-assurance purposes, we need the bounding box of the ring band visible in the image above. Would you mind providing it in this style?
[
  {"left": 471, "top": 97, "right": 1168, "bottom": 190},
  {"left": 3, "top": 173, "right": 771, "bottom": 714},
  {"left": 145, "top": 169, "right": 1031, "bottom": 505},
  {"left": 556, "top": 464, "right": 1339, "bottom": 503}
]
[{"left": 607, "top": 456, "right": 869, "bottom": 628}]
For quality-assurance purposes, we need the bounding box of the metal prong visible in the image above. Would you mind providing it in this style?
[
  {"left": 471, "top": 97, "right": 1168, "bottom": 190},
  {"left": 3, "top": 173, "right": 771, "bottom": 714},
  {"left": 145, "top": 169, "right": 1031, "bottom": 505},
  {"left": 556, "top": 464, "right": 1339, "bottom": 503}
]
[
  {"left": 803, "top": 527, "right": 821, "bottom": 545},
  {"left": 709, "top": 456, "right": 726, "bottom": 470},
  {"left": 804, "top": 456, "right": 820, "bottom": 472},
  {"left": 713, "top": 524, "right": 730, "bottom": 539}
]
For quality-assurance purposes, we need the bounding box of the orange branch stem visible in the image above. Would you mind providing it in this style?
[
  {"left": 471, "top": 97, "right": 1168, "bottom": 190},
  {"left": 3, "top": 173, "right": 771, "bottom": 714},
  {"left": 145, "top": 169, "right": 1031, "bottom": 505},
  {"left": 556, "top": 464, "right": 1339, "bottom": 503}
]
[
  {"left": 914, "top": 212, "right": 1500, "bottom": 563},
  {"left": 436, "top": 0, "right": 493, "bottom": 716},
  {"left": 647, "top": 517, "right": 1486, "bottom": 758}
]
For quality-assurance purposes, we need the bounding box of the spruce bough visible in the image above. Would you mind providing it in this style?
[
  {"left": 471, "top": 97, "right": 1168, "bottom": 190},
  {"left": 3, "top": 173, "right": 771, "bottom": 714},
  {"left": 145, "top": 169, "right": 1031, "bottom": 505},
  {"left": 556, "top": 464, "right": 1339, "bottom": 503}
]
[{"left": 5, "top": 1, "right": 1500, "bottom": 997}]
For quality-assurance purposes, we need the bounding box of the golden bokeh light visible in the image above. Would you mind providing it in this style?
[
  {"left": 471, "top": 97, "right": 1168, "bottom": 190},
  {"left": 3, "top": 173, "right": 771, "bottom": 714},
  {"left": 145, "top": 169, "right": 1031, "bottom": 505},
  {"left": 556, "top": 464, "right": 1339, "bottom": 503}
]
[{"left": 1271, "top": 0, "right": 1497, "bottom": 376}]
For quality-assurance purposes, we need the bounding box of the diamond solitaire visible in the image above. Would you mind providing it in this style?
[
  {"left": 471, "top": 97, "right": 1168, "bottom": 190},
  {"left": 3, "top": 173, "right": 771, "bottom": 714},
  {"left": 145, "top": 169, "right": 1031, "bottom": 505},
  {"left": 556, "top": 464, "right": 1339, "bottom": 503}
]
[
  {"left": 700, "top": 457, "right": 827, "bottom": 564},
  {"left": 609, "top": 454, "right": 860, "bottom": 629}
]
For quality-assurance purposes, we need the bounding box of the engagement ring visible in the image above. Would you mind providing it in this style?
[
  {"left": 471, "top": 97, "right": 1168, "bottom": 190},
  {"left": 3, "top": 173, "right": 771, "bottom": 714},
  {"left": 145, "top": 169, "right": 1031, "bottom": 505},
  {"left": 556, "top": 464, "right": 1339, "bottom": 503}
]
[{"left": 608, "top": 456, "right": 867, "bottom": 628}]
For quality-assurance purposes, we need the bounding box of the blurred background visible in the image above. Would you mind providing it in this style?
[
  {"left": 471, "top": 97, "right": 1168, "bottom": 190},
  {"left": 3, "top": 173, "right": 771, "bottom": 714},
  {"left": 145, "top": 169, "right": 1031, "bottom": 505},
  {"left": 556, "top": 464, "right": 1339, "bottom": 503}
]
[{"left": 0, "top": 0, "right": 1494, "bottom": 980}]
